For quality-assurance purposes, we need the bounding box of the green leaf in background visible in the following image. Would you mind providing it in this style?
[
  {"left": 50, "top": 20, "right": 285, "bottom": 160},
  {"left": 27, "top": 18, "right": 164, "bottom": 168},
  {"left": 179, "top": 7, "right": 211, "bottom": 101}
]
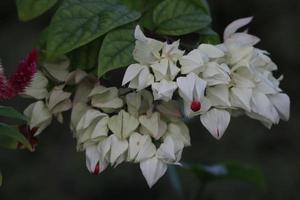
[
  {"left": 188, "top": 162, "right": 265, "bottom": 188},
  {"left": 152, "top": 0, "right": 211, "bottom": 36},
  {"left": 16, "top": 0, "right": 58, "bottom": 21},
  {"left": 0, "top": 123, "right": 32, "bottom": 151},
  {"left": 198, "top": 27, "right": 221, "bottom": 45},
  {"left": 69, "top": 38, "right": 103, "bottom": 71},
  {"left": 98, "top": 26, "right": 136, "bottom": 77},
  {"left": 190, "top": 0, "right": 211, "bottom": 14},
  {"left": 0, "top": 106, "right": 28, "bottom": 122},
  {"left": 46, "top": 0, "right": 141, "bottom": 58}
]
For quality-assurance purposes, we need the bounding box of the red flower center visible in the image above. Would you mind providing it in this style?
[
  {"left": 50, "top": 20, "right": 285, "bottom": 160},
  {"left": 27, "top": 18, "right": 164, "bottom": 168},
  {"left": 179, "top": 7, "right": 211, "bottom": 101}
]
[
  {"left": 190, "top": 100, "right": 201, "bottom": 112},
  {"left": 93, "top": 162, "right": 100, "bottom": 175}
]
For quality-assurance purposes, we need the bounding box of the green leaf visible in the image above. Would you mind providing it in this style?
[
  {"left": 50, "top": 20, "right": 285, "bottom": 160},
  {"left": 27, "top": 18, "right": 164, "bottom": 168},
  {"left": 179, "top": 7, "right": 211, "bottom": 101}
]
[
  {"left": 198, "top": 27, "right": 221, "bottom": 45},
  {"left": 153, "top": 0, "right": 211, "bottom": 36},
  {"left": 0, "top": 123, "right": 32, "bottom": 151},
  {"left": 16, "top": 0, "right": 58, "bottom": 21},
  {"left": 46, "top": 0, "right": 141, "bottom": 58},
  {"left": 98, "top": 26, "right": 136, "bottom": 77},
  {"left": 188, "top": 162, "right": 265, "bottom": 188},
  {"left": 190, "top": 0, "right": 210, "bottom": 14},
  {"left": 69, "top": 38, "right": 103, "bottom": 71},
  {"left": 0, "top": 106, "right": 28, "bottom": 122}
]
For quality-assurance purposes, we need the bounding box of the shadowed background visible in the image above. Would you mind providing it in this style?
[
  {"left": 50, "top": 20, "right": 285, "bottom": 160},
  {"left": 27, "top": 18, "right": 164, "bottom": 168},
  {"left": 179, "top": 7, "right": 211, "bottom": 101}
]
[{"left": 0, "top": 0, "right": 299, "bottom": 199}]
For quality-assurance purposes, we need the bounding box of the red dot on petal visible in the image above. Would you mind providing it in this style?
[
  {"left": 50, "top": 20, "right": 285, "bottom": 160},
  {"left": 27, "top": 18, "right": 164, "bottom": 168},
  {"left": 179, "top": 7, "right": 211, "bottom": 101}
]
[{"left": 191, "top": 100, "right": 201, "bottom": 112}]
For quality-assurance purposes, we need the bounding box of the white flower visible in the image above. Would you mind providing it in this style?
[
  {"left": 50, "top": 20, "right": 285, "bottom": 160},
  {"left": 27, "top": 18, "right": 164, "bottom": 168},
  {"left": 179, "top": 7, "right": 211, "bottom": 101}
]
[
  {"left": 85, "top": 143, "right": 108, "bottom": 175},
  {"left": 202, "top": 62, "right": 231, "bottom": 86},
  {"left": 246, "top": 91, "right": 280, "bottom": 128},
  {"left": 223, "top": 17, "right": 260, "bottom": 47},
  {"left": 268, "top": 93, "right": 290, "bottom": 121},
  {"left": 156, "top": 135, "right": 184, "bottom": 165},
  {"left": 24, "top": 101, "right": 52, "bottom": 136},
  {"left": 206, "top": 85, "right": 231, "bottom": 108},
  {"left": 139, "top": 112, "right": 167, "bottom": 140},
  {"left": 179, "top": 49, "right": 206, "bottom": 75},
  {"left": 47, "top": 85, "right": 72, "bottom": 123},
  {"left": 150, "top": 41, "right": 184, "bottom": 81},
  {"left": 166, "top": 122, "right": 191, "bottom": 147},
  {"left": 43, "top": 56, "right": 70, "bottom": 82},
  {"left": 128, "top": 132, "right": 156, "bottom": 163},
  {"left": 197, "top": 44, "right": 225, "bottom": 59},
  {"left": 76, "top": 108, "right": 109, "bottom": 150},
  {"left": 70, "top": 103, "right": 89, "bottom": 132},
  {"left": 108, "top": 110, "right": 139, "bottom": 140},
  {"left": 133, "top": 25, "right": 163, "bottom": 65},
  {"left": 109, "top": 134, "right": 128, "bottom": 166},
  {"left": 152, "top": 80, "right": 177, "bottom": 102},
  {"left": 177, "top": 73, "right": 210, "bottom": 117},
  {"left": 23, "top": 71, "right": 48, "bottom": 99},
  {"left": 140, "top": 157, "right": 168, "bottom": 188},
  {"left": 200, "top": 108, "right": 231, "bottom": 139},
  {"left": 89, "top": 85, "right": 123, "bottom": 113},
  {"left": 125, "top": 90, "right": 153, "bottom": 117},
  {"left": 122, "top": 64, "right": 154, "bottom": 91}
]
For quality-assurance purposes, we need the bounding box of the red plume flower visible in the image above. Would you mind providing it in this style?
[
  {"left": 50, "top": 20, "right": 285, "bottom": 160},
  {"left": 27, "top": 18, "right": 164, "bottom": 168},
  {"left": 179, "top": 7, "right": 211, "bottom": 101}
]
[{"left": 0, "top": 49, "right": 37, "bottom": 100}]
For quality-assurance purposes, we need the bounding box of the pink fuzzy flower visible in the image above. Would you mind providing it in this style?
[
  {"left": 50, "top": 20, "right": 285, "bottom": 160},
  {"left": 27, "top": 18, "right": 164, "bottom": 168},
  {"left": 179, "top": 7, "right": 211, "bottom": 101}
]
[{"left": 0, "top": 49, "right": 37, "bottom": 100}]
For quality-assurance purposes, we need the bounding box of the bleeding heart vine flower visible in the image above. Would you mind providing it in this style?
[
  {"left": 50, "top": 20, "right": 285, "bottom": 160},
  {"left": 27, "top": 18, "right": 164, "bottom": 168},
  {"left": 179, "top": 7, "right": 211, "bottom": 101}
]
[
  {"left": 177, "top": 72, "right": 211, "bottom": 117},
  {"left": 13, "top": 16, "right": 290, "bottom": 189}
]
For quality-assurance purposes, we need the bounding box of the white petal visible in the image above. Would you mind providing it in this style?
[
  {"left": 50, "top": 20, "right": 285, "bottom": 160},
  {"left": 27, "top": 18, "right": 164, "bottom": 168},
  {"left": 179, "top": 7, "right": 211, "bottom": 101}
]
[
  {"left": 194, "top": 76, "right": 207, "bottom": 100},
  {"left": 179, "top": 49, "right": 205, "bottom": 74},
  {"left": 224, "top": 17, "right": 253, "bottom": 40},
  {"left": 122, "top": 64, "right": 144, "bottom": 86},
  {"left": 70, "top": 103, "right": 89, "bottom": 132},
  {"left": 44, "top": 57, "right": 70, "bottom": 82},
  {"left": 230, "top": 87, "right": 252, "bottom": 111},
  {"left": 140, "top": 157, "right": 168, "bottom": 188},
  {"left": 200, "top": 108, "right": 231, "bottom": 139},
  {"left": 23, "top": 71, "right": 48, "bottom": 99},
  {"left": 139, "top": 112, "right": 167, "bottom": 140},
  {"left": 250, "top": 92, "right": 279, "bottom": 124},
  {"left": 157, "top": 136, "right": 184, "bottom": 164},
  {"left": 207, "top": 85, "right": 231, "bottom": 107},
  {"left": 176, "top": 73, "right": 197, "bottom": 102},
  {"left": 198, "top": 44, "right": 224, "bottom": 58},
  {"left": 85, "top": 144, "right": 100, "bottom": 173},
  {"left": 128, "top": 133, "right": 156, "bottom": 162},
  {"left": 152, "top": 80, "right": 177, "bottom": 102},
  {"left": 109, "top": 134, "right": 128, "bottom": 165},
  {"left": 268, "top": 93, "right": 290, "bottom": 121},
  {"left": 108, "top": 110, "right": 139, "bottom": 140},
  {"left": 76, "top": 109, "right": 106, "bottom": 131},
  {"left": 24, "top": 101, "right": 52, "bottom": 135},
  {"left": 165, "top": 122, "right": 191, "bottom": 146}
]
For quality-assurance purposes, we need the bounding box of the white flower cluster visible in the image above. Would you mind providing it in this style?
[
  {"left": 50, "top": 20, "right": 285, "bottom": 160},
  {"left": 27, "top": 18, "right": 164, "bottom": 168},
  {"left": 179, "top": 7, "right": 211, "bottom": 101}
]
[
  {"left": 122, "top": 17, "right": 290, "bottom": 140},
  {"left": 22, "top": 17, "right": 290, "bottom": 188}
]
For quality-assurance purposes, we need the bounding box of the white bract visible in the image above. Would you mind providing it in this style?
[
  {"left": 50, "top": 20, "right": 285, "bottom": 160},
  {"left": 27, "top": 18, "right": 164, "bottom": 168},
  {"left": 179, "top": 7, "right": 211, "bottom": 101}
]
[
  {"left": 177, "top": 73, "right": 210, "bottom": 117},
  {"left": 152, "top": 80, "right": 177, "bottom": 102},
  {"left": 24, "top": 101, "right": 52, "bottom": 136},
  {"left": 23, "top": 71, "right": 48, "bottom": 99},
  {"left": 89, "top": 85, "right": 123, "bottom": 113},
  {"left": 122, "top": 64, "right": 154, "bottom": 91}
]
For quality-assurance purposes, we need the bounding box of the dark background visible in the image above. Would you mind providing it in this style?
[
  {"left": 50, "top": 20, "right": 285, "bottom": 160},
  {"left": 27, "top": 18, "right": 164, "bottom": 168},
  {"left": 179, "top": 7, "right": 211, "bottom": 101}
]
[{"left": 0, "top": 0, "right": 299, "bottom": 200}]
